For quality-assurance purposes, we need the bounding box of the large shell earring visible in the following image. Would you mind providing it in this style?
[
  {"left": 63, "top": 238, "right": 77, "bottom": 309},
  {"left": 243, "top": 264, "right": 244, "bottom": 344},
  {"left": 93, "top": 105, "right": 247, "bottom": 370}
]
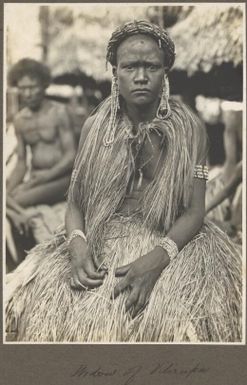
[
  {"left": 156, "top": 75, "right": 171, "bottom": 120},
  {"left": 103, "top": 75, "right": 120, "bottom": 146}
]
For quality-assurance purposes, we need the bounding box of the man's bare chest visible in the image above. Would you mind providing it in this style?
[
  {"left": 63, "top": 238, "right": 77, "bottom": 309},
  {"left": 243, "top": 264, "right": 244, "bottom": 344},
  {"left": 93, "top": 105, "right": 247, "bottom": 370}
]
[{"left": 20, "top": 109, "right": 58, "bottom": 145}]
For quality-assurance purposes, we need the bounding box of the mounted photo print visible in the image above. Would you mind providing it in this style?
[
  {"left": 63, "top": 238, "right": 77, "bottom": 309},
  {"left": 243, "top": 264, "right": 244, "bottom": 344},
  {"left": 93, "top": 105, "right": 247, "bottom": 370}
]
[{"left": 1, "top": 2, "right": 246, "bottom": 385}]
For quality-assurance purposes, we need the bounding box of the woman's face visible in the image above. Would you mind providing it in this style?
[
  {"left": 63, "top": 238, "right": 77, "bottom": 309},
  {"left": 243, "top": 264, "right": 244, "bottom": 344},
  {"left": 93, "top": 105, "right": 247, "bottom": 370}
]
[{"left": 115, "top": 34, "right": 166, "bottom": 108}]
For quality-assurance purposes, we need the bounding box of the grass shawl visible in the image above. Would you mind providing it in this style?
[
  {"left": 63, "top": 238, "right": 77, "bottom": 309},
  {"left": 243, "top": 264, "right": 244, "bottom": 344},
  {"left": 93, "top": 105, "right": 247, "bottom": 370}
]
[{"left": 68, "top": 97, "right": 206, "bottom": 260}]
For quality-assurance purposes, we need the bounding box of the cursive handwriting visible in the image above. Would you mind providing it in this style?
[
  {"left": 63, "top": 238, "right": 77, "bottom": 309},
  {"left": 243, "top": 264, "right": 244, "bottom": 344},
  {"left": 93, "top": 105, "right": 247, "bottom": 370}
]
[
  {"left": 71, "top": 361, "right": 209, "bottom": 384},
  {"left": 122, "top": 365, "right": 143, "bottom": 385},
  {"left": 71, "top": 365, "right": 117, "bottom": 378},
  {"left": 149, "top": 362, "right": 209, "bottom": 379}
]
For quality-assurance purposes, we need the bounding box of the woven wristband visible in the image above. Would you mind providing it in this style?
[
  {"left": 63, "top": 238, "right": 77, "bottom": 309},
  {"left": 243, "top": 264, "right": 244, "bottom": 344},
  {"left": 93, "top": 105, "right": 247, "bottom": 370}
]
[
  {"left": 194, "top": 165, "right": 208, "bottom": 180},
  {"left": 67, "top": 229, "right": 87, "bottom": 246},
  {"left": 158, "top": 236, "right": 179, "bottom": 262}
]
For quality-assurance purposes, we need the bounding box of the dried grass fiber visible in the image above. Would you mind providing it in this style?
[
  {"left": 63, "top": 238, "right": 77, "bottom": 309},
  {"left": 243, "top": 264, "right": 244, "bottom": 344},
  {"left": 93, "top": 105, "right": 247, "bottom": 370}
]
[{"left": 6, "top": 216, "right": 242, "bottom": 342}]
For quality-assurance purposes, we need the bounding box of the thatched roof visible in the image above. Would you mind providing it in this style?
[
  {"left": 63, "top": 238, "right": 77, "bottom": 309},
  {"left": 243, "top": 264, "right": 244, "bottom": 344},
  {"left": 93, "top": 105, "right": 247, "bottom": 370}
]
[
  {"left": 170, "top": 5, "right": 243, "bottom": 75},
  {"left": 46, "top": 5, "right": 243, "bottom": 81},
  {"left": 47, "top": 5, "right": 149, "bottom": 81}
]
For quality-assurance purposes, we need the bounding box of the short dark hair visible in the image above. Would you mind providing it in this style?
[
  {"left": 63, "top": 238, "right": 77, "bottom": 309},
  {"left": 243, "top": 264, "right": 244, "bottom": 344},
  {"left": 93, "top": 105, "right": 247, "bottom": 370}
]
[{"left": 8, "top": 58, "right": 51, "bottom": 88}]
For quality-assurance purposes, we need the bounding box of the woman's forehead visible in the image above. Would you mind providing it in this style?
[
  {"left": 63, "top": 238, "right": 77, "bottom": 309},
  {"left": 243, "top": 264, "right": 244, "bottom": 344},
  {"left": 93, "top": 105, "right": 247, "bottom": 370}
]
[
  {"left": 118, "top": 34, "right": 159, "bottom": 50},
  {"left": 116, "top": 34, "right": 163, "bottom": 61}
]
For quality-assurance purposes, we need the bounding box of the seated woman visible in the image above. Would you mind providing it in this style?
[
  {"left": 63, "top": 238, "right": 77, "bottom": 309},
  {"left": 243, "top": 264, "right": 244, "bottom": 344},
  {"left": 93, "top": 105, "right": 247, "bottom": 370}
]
[{"left": 6, "top": 21, "right": 242, "bottom": 343}]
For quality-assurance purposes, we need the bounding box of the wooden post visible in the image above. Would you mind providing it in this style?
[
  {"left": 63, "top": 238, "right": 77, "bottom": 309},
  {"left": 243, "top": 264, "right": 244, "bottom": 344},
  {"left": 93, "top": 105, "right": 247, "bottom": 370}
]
[{"left": 39, "top": 6, "right": 50, "bottom": 63}]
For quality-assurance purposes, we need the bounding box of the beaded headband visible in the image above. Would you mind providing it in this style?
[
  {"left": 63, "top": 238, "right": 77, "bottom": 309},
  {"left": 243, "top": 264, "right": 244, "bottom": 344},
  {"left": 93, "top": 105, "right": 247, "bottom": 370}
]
[{"left": 106, "top": 20, "right": 176, "bottom": 71}]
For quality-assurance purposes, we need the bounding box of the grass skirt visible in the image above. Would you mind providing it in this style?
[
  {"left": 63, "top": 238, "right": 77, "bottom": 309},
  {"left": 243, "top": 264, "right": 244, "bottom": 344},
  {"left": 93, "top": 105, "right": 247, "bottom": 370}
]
[{"left": 6, "top": 216, "right": 242, "bottom": 342}]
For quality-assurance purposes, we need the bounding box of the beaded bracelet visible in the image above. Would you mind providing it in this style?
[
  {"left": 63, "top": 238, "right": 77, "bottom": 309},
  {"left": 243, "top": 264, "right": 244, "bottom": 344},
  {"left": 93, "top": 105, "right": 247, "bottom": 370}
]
[
  {"left": 67, "top": 229, "right": 87, "bottom": 246},
  {"left": 194, "top": 165, "right": 208, "bottom": 180},
  {"left": 158, "top": 236, "right": 179, "bottom": 262}
]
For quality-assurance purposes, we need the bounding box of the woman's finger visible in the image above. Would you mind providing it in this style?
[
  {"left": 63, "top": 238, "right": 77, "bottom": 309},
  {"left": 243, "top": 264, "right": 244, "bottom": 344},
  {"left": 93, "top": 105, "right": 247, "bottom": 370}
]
[
  {"left": 112, "top": 275, "right": 130, "bottom": 299},
  {"left": 93, "top": 255, "right": 108, "bottom": 272},
  {"left": 125, "top": 287, "right": 140, "bottom": 312},
  {"left": 71, "top": 266, "right": 103, "bottom": 290},
  {"left": 77, "top": 272, "right": 103, "bottom": 289},
  {"left": 115, "top": 262, "right": 132, "bottom": 277},
  {"left": 132, "top": 293, "right": 147, "bottom": 318},
  {"left": 71, "top": 276, "right": 103, "bottom": 290},
  {"left": 71, "top": 277, "right": 88, "bottom": 291},
  {"left": 84, "top": 261, "right": 106, "bottom": 280},
  {"left": 70, "top": 277, "right": 78, "bottom": 289}
]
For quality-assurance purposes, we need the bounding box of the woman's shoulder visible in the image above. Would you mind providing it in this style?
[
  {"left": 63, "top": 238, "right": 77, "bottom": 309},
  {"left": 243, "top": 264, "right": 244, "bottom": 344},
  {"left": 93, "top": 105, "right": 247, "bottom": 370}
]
[
  {"left": 170, "top": 97, "right": 206, "bottom": 135},
  {"left": 169, "top": 96, "right": 208, "bottom": 158}
]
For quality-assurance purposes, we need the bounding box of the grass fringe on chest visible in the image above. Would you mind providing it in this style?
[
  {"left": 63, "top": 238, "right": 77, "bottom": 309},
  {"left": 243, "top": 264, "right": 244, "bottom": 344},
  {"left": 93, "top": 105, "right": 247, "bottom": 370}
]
[{"left": 68, "top": 97, "right": 204, "bottom": 258}]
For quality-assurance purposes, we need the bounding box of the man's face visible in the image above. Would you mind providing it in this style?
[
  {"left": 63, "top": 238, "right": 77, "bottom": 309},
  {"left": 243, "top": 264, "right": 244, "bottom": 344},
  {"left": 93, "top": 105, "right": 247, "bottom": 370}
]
[
  {"left": 17, "top": 75, "right": 45, "bottom": 110},
  {"left": 115, "top": 34, "right": 166, "bottom": 108}
]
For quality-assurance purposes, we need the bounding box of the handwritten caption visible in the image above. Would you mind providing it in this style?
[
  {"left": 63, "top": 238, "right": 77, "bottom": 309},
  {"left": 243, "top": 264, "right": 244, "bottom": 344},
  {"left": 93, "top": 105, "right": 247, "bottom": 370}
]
[{"left": 71, "top": 361, "right": 209, "bottom": 385}]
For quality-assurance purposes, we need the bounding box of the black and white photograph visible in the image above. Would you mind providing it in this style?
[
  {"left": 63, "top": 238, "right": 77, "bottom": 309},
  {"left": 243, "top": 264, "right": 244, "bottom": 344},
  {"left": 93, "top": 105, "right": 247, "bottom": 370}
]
[{"left": 3, "top": 2, "right": 245, "bottom": 345}]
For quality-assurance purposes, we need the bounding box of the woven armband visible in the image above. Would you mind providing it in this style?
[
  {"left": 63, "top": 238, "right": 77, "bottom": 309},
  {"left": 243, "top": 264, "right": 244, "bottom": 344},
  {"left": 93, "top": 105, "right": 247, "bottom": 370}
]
[
  {"left": 194, "top": 165, "right": 208, "bottom": 180},
  {"left": 67, "top": 229, "right": 87, "bottom": 246},
  {"left": 158, "top": 237, "right": 179, "bottom": 262}
]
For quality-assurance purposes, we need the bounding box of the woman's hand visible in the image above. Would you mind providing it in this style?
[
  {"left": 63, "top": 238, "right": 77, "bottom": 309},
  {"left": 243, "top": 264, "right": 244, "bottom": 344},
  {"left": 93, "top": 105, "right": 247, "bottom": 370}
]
[
  {"left": 70, "top": 237, "right": 107, "bottom": 290},
  {"left": 113, "top": 247, "right": 170, "bottom": 318}
]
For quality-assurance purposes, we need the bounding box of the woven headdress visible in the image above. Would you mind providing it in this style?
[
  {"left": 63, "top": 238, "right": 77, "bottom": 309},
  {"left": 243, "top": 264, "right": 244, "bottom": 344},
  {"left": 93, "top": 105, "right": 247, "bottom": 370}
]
[{"left": 106, "top": 20, "right": 176, "bottom": 71}]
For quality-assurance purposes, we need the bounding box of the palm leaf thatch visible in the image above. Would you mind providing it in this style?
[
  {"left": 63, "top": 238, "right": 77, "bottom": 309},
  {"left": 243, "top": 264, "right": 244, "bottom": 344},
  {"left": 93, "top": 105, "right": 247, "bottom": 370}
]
[
  {"left": 170, "top": 5, "right": 243, "bottom": 75},
  {"left": 47, "top": 5, "right": 149, "bottom": 81},
  {"left": 46, "top": 5, "right": 243, "bottom": 81}
]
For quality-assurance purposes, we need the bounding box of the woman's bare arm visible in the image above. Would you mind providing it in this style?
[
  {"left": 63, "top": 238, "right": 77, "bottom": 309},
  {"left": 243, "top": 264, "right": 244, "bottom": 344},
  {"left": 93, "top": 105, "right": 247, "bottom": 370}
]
[{"left": 65, "top": 115, "right": 106, "bottom": 289}]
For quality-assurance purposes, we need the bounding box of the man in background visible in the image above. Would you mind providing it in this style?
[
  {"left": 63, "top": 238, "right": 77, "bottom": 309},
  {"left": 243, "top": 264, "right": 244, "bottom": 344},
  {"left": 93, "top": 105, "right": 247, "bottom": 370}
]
[{"left": 6, "top": 58, "right": 76, "bottom": 268}]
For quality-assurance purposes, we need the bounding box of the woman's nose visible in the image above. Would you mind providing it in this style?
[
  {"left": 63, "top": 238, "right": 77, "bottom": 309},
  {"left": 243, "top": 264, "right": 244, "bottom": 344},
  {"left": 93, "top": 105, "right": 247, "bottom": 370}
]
[{"left": 134, "top": 67, "right": 148, "bottom": 83}]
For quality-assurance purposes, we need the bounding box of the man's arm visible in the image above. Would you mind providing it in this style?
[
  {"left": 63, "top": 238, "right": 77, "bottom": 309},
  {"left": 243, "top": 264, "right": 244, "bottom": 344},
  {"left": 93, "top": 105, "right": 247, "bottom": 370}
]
[
  {"left": 7, "top": 118, "right": 27, "bottom": 193},
  {"left": 34, "top": 105, "right": 76, "bottom": 183},
  {"left": 222, "top": 111, "right": 238, "bottom": 177},
  {"left": 206, "top": 161, "right": 242, "bottom": 213}
]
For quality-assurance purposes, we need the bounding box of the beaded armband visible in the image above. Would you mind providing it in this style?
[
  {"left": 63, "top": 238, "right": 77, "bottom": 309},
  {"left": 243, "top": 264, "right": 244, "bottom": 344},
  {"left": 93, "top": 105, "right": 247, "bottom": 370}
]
[
  {"left": 194, "top": 165, "right": 208, "bottom": 180},
  {"left": 158, "top": 237, "right": 179, "bottom": 262},
  {"left": 67, "top": 229, "right": 87, "bottom": 246}
]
